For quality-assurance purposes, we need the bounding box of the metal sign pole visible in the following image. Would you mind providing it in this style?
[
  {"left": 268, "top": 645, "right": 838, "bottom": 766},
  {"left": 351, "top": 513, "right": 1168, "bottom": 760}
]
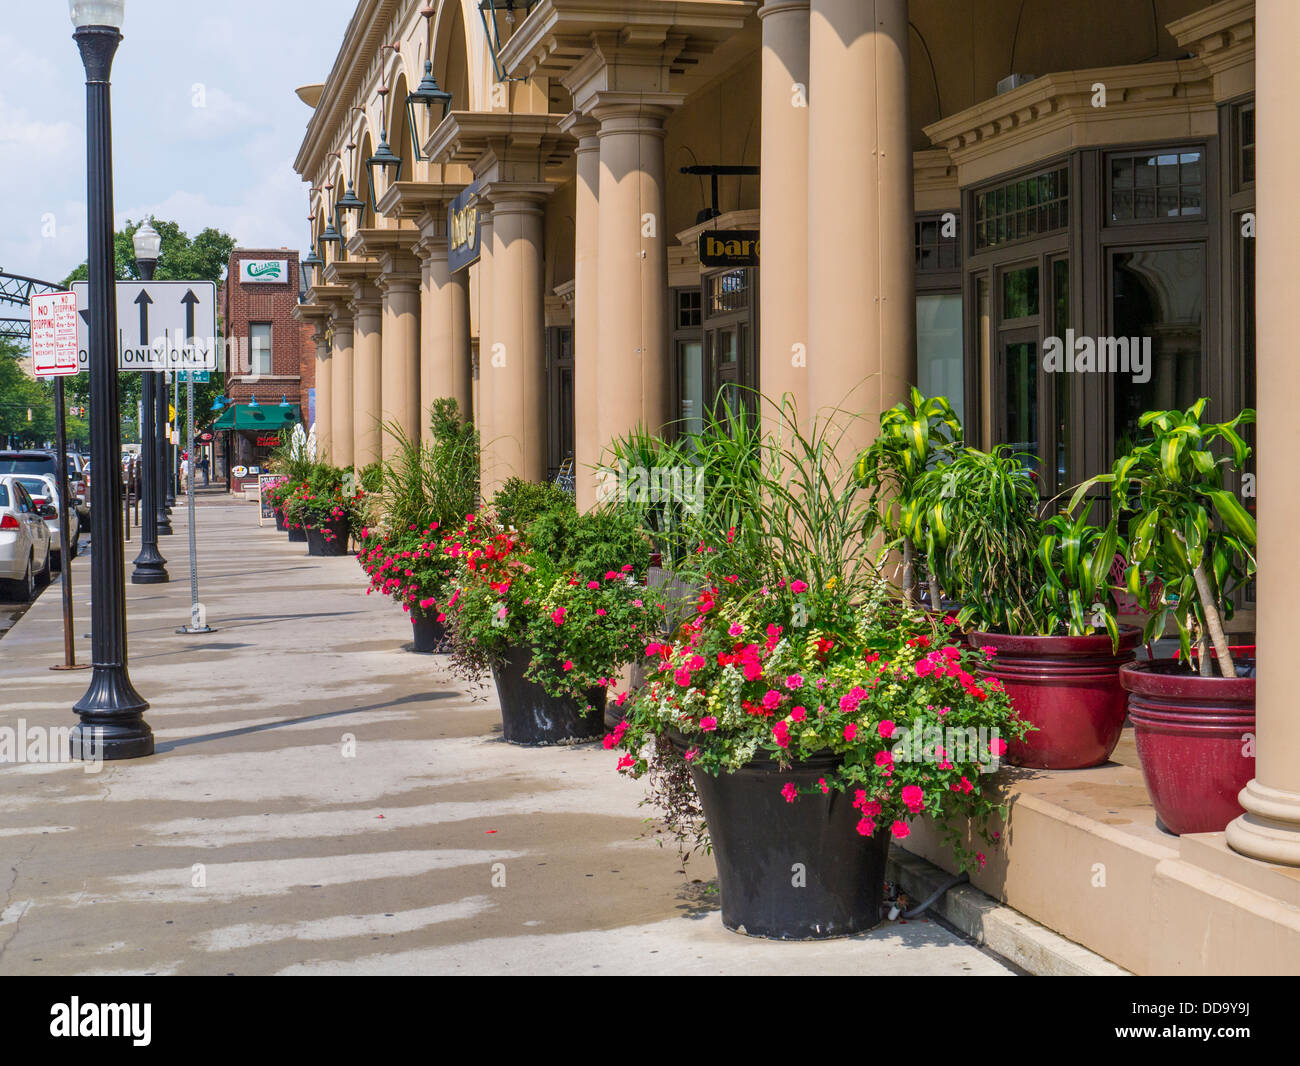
[
  {"left": 51, "top": 377, "right": 88, "bottom": 672},
  {"left": 177, "top": 372, "right": 212, "bottom": 634}
]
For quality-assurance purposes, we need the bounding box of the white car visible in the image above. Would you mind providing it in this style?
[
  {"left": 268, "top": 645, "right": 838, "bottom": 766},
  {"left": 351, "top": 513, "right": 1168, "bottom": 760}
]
[
  {"left": 1, "top": 474, "right": 79, "bottom": 564},
  {"left": 0, "top": 479, "right": 53, "bottom": 601}
]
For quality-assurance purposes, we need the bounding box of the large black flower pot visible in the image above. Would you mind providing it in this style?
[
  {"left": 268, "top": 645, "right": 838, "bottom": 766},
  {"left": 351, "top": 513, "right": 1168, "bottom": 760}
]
[
  {"left": 274, "top": 508, "right": 288, "bottom": 532},
  {"left": 287, "top": 526, "right": 307, "bottom": 543},
  {"left": 688, "top": 751, "right": 890, "bottom": 939},
  {"left": 411, "top": 611, "right": 448, "bottom": 653},
  {"left": 305, "top": 517, "right": 350, "bottom": 557},
  {"left": 491, "top": 644, "right": 606, "bottom": 746}
]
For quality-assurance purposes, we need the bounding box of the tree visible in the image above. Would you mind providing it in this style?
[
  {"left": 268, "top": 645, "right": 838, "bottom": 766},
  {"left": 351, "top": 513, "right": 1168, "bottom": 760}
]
[
  {"left": 0, "top": 339, "right": 90, "bottom": 449},
  {"left": 61, "top": 218, "right": 236, "bottom": 430}
]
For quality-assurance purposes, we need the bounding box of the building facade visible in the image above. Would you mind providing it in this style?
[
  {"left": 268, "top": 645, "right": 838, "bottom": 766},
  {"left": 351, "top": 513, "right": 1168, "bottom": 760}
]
[
  {"left": 292, "top": 0, "right": 1300, "bottom": 956},
  {"left": 218, "top": 248, "right": 316, "bottom": 491}
]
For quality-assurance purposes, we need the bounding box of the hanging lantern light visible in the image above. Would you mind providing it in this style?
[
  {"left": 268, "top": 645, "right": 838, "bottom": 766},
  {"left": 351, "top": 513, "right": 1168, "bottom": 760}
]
[
  {"left": 478, "top": 1, "right": 537, "bottom": 83},
  {"left": 365, "top": 130, "right": 404, "bottom": 212}
]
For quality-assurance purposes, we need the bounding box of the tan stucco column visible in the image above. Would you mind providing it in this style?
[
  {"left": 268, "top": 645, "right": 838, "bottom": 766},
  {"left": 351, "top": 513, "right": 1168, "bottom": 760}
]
[
  {"left": 329, "top": 310, "right": 354, "bottom": 469},
  {"left": 1226, "top": 0, "right": 1300, "bottom": 866},
  {"left": 480, "top": 186, "right": 551, "bottom": 492},
  {"left": 312, "top": 325, "right": 332, "bottom": 461},
  {"left": 562, "top": 113, "right": 602, "bottom": 510},
  {"left": 806, "top": 0, "right": 914, "bottom": 457},
  {"left": 378, "top": 261, "right": 422, "bottom": 459},
  {"left": 351, "top": 286, "right": 383, "bottom": 469},
  {"left": 759, "top": 0, "right": 810, "bottom": 429},
  {"left": 475, "top": 212, "right": 495, "bottom": 491},
  {"left": 592, "top": 94, "right": 681, "bottom": 468},
  {"left": 417, "top": 231, "right": 473, "bottom": 438}
]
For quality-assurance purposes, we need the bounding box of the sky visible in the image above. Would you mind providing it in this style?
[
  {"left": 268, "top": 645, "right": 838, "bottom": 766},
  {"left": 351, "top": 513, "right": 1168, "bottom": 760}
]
[{"left": 0, "top": 0, "right": 358, "bottom": 288}]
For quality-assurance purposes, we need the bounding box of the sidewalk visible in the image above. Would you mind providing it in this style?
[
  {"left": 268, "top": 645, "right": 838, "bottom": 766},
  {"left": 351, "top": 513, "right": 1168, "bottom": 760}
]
[{"left": 0, "top": 499, "right": 1013, "bottom": 975}]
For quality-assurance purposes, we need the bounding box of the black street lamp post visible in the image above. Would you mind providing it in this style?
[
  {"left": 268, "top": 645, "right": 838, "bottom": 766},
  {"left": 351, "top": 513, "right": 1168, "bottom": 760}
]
[
  {"left": 155, "top": 370, "right": 172, "bottom": 535},
  {"left": 131, "top": 220, "right": 167, "bottom": 583},
  {"left": 70, "top": 0, "right": 153, "bottom": 761}
]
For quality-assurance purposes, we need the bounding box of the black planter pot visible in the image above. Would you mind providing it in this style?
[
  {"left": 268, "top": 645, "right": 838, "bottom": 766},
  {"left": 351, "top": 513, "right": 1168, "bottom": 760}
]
[
  {"left": 274, "top": 508, "right": 287, "bottom": 532},
  {"left": 305, "top": 517, "right": 350, "bottom": 557},
  {"left": 411, "top": 611, "right": 448, "bottom": 653},
  {"left": 287, "top": 525, "right": 307, "bottom": 543},
  {"left": 491, "top": 644, "right": 606, "bottom": 745},
  {"left": 688, "top": 750, "right": 890, "bottom": 939}
]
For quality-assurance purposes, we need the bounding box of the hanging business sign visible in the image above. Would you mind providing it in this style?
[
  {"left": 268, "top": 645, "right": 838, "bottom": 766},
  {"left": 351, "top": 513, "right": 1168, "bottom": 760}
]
[
  {"left": 239, "top": 260, "right": 289, "bottom": 284},
  {"left": 698, "top": 230, "right": 760, "bottom": 268},
  {"left": 448, "top": 183, "right": 481, "bottom": 274}
]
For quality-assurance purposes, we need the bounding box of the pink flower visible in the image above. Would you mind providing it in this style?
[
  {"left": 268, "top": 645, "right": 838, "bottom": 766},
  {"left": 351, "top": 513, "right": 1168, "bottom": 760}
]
[
  {"left": 789, "top": 705, "right": 806, "bottom": 722},
  {"left": 728, "top": 623, "right": 744, "bottom": 637},
  {"left": 890, "top": 820, "right": 911, "bottom": 839},
  {"left": 674, "top": 667, "right": 692, "bottom": 687},
  {"left": 816, "top": 777, "right": 830, "bottom": 794},
  {"left": 856, "top": 818, "right": 877, "bottom": 837},
  {"left": 780, "top": 781, "right": 798, "bottom": 803},
  {"left": 878, "top": 720, "right": 895, "bottom": 739},
  {"left": 915, "top": 658, "right": 934, "bottom": 677},
  {"left": 785, "top": 673, "right": 804, "bottom": 690},
  {"left": 990, "top": 737, "right": 1008, "bottom": 756},
  {"left": 762, "top": 689, "right": 783, "bottom": 710},
  {"left": 902, "top": 785, "right": 925, "bottom": 813},
  {"left": 645, "top": 642, "right": 662, "bottom": 657},
  {"left": 614, "top": 690, "right": 630, "bottom": 707},
  {"left": 790, "top": 579, "right": 808, "bottom": 594},
  {"left": 772, "top": 721, "right": 790, "bottom": 749},
  {"left": 843, "top": 723, "right": 858, "bottom": 742},
  {"left": 551, "top": 607, "right": 566, "bottom": 626},
  {"left": 587, "top": 580, "right": 600, "bottom": 589},
  {"left": 699, "top": 716, "right": 717, "bottom": 732},
  {"left": 874, "top": 750, "right": 893, "bottom": 769},
  {"left": 616, "top": 754, "right": 634, "bottom": 771},
  {"left": 684, "top": 748, "right": 698, "bottom": 762},
  {"left": 496, "top": 605, "right": 508, "bottom": 621},
  {"left": 562, "top": 660, "right": 574, "bottom": 671}
]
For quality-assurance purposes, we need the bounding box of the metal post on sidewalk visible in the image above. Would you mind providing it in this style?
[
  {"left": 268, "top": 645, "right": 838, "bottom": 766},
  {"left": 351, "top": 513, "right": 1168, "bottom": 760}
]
[
  {"left": 51, "top": 377, "right": 88, "bottom": 673},
  {"left": 177, "top": 372, "right": 213, "bottom": 635}
]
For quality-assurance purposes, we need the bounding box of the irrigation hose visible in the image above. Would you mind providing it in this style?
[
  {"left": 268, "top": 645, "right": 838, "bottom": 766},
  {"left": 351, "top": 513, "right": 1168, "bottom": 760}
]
[{"left": 898, "top": 871, "right": 970, "bottom": 920}]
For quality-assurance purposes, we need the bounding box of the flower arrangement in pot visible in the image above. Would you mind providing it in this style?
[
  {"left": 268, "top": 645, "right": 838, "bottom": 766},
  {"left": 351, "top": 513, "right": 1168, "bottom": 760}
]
[
  {"left": 445, "top": 479, "right": 660, "bottom": 746},
  {"left": 266, "top": 425, "right": 316, "bottom": 537},
  {"left": 900, "top": 433, "right": 1138, "bottom": 770},
  {"left": 263, "top": 477, "right": 296, "bottom": 532},
  {"left": 282, "top": 464, "right": 363, "bottom": 557},
  {"left": 357, "top": 401, "right": 479, "bottom": 652},
  {"left": 608, "top": 398, "right": 1026, "bottom": 940},
  {"left": 1073, "top": 400, "right": 1256, "bottom": 835}
]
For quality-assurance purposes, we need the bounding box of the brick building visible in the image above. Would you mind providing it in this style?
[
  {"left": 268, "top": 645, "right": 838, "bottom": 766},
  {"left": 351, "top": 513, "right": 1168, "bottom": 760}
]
[{"left": 214, "top": 248, "right": 316, "bottom": 492}]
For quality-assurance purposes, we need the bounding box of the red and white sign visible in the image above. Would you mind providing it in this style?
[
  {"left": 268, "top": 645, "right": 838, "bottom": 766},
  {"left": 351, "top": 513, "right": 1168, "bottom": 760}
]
[{"left": 29, "top": 291, "right": 80, "bottom": 377}]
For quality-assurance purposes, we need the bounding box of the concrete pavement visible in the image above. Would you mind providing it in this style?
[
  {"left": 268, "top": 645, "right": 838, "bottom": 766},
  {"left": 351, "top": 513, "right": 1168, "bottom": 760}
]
[{"left": 0, "top": 495, "right": 1013, "bottom": 975}]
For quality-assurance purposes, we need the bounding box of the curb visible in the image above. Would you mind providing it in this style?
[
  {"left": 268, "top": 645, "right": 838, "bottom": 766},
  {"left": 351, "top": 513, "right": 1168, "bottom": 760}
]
[{"left": 887, "top": 848, "right": 1131, "bottom": 976}]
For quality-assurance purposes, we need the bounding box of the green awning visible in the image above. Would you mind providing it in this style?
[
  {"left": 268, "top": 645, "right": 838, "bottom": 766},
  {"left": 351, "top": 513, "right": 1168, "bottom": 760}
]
[{"left": 212, "top": 403, "right": 301, "bottom": 431}]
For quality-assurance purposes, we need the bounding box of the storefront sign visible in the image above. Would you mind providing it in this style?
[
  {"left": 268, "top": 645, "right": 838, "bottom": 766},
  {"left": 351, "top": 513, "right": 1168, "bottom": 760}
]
[
  {"left": 256, "top": 434, "right": 281, "bottom": 447},
  {"left": 698, "top": 230, "right": 760, "bottom": 268},
  {"left": 239, "top": 260, "right": 289, "bottom": 284},
  {"left": 258, "top": 474, "right": 287, "bottom": 526},
  {"left": 448, "top": 184, "right": 481, "bottom": 273},
  {"left": 231, "top": 465, "right": 248, "bottom": 479}
]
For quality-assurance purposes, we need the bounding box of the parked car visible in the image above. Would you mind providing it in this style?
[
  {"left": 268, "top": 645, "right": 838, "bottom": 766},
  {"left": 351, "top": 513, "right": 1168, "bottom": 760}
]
[
  {"left": 0, "top": 473, "right": 79, "bottom": 565},
  {"left": 0, "top": 479, "right": 53, "bottom": 601},
  {"left": 66, "top": 453, "right": 87, "bottom": 505}
]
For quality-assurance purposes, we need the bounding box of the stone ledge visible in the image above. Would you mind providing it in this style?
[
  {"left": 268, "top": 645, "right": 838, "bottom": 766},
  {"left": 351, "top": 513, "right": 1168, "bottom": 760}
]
[{"left": 887, "top": 849, "right": 1131, "bottom": 976}]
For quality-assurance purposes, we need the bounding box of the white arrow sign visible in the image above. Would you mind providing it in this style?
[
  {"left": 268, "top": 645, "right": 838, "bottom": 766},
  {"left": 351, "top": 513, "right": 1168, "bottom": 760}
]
[{"left": 72, "top": 280, "right": 218, "bottom": 372}]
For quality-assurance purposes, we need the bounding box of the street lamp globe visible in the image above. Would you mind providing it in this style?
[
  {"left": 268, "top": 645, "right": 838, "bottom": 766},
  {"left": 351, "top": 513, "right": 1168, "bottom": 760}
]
[
  {"left": 69, "top": 0, "right": 125, "bottom": 28},
  {"left": 133, "top": 220, "right": 162, "bottom": 270}
]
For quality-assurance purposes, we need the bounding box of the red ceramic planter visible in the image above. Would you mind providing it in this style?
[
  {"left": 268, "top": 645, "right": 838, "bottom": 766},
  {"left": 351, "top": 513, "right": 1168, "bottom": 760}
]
[
  {"left": 1120, "top": 660, "right": 1256, "bottom": 836},
  {"left": 970, "top": 628, "right": 1140, "bottom": 769}
]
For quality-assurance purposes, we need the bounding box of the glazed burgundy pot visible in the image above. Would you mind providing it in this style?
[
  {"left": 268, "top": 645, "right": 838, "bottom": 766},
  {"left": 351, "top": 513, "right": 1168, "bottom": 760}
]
[
  {"left": 1120, "top": 659, "right": 1256, "bottom": 836},
  {"left": 686, "top": 748, "right": 890, "bottom": 940},
  {"left": 970, "top": 628, "right": 1140, "bottom": 769}
]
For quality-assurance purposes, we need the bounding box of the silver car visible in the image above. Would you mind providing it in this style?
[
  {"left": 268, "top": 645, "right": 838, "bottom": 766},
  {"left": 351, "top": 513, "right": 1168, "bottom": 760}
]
[
  {"left": 2, "top": 474, "right": 80, "bottom": 565},
  {"left": 0, "top": 479, "right": 53, "bottom": 601}
]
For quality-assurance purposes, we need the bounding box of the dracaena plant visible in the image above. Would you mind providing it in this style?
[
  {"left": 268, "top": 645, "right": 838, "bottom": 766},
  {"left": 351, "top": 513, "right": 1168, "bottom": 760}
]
[
  {"left": 1070, "top": 400, "right": 1256, "bottom": 677},
  {"left": 854, "top": 388, "right": 963, "bottom": 606}
]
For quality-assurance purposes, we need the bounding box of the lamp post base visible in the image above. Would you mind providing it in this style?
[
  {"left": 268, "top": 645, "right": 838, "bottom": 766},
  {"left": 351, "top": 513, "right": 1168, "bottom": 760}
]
[
  {"left": 176, "top": 625, "right": 215, "bottom": 635},
  {"left": 70, "top": 721, "right": 155, "bottom": 761},
  {"left": 131, "top": 546, "right": 169, "bottom": 584}
]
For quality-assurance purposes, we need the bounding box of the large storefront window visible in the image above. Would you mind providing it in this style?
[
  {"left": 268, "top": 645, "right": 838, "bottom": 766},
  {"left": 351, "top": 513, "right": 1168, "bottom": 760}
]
[{"left": 916, "top": 294, "right": 964, "bottom": 427}]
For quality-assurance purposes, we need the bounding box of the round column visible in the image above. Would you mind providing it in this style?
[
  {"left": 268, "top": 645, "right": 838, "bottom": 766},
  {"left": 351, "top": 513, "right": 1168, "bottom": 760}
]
[
  {"left": 807, "top": 0, "right": 914, "bottom": 459},
  {"left": 421, "top": 237, "right": 473, "bottom": 438},
  {"left": 380, "top": 270, "right": 421, "bottom": 459},
  {"left": 593, "top": 96, "right": 678, "bottom": 470},
  {"left": 330, "top": 311, "right": 355, "bottom": 469},
  {"left": 1227, "top": 0, "right": 1300, "bottom": 866},
  {"left": 566, "top": 114, "right": 601, "bottom": 510},
  {"left": 759, "top": 0, "right": 810, "bottom": 430},
  {"left": 351, "top": 289, "right": 383, "bottom": 469},
  {"left": 475, "top": 212, "right": 496, "bottom": 493},
  {"left": 484, "top": 188, "right": 550, "bottom": 490},
  {"left": 313, "top": 325, "right": 333, "bottom": 462}
]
